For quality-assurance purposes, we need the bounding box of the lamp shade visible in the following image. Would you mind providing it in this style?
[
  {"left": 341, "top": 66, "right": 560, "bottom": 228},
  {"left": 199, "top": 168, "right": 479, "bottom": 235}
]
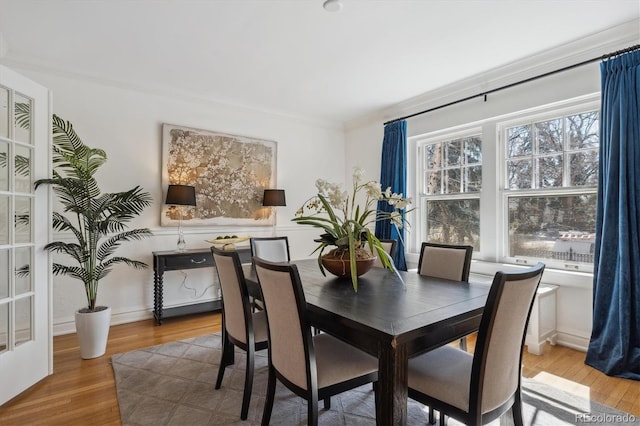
[
  {"left": 165, "top": 184, "right": 196, "bottom": 206},
  {"left": 263, "top": 189, "right": 286, "bottom": 207}
]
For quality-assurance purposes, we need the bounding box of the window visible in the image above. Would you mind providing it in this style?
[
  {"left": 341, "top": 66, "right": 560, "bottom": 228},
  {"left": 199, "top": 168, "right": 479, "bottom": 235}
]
[
  {"left": 418, "top": 133, "right": 482, "bottom": 250},
  {"left": 410, "top": 97, "right": 599, "bottom": 273},
  {"left": 502, "top": 109, "right": 599, "bottom": 270}
]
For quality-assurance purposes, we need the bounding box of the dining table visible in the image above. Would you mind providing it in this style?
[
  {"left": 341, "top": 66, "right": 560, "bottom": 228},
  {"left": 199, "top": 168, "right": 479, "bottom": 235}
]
[{"left": 242, "top": 258, "right": 491, "bottom": 426}]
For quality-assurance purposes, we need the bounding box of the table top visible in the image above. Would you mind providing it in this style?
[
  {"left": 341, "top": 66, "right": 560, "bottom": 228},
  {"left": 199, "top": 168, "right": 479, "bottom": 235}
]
[{"left": 244, "top": 259, "right": 490, "bottom": 345}]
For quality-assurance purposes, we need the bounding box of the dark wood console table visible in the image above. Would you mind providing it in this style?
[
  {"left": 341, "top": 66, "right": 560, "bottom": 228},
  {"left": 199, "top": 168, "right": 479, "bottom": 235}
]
[{"left": 152, "top": 247, "right": 251, "bottom": 324}]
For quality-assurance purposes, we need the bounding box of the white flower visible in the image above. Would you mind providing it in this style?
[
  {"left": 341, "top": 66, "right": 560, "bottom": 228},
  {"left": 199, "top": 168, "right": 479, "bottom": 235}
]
[
  {"left": 365, "top": 181, "right": 382, "bottom": 199},
  {"left": 353, "top": 167, "right": 366, "bottom": 183}
]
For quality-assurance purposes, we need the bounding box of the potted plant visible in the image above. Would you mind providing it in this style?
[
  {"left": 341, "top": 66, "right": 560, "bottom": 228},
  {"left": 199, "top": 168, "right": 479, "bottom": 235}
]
[
  {"left": 34, "top": 115, "right": 152, "bottom": 359},
  {"left": 293, "top": 167, "right": 411, "bottom": 291}
]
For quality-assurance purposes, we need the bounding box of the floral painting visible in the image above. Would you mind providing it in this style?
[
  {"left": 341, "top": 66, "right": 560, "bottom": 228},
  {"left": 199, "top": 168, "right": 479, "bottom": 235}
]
[{"left": 161, "top": 123, "right": 277, "bottom": 226}]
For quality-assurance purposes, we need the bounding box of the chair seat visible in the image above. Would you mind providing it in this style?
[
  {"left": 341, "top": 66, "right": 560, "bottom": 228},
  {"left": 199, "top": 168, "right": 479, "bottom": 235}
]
[
  {"left": 408, "top": 345, "right": 473, "bottom": 411},
  {"left": 313, "top": 333, "right": 378, "bottom": 389}
]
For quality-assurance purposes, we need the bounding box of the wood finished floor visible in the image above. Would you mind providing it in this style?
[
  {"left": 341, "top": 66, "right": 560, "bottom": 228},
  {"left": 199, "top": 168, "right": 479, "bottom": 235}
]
[{"left": 0, "top": 313, "right": 638, "bottom": 425}]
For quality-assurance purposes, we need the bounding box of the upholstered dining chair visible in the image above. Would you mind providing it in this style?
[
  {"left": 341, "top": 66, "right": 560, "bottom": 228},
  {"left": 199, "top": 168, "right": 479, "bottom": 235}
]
[
  {"left": 253, "top": 257, "right": 379, "bottom": 426},
  {"left": 407, "top": 262, "right": 545, "bottom": 426},
  {"left": 249, "top": 236, "right": 291, "bottom": 311},
  {"left": 418, "top": 242, "right": 474, "bottom": 350},
  {"left": 370, "top": 238, "right": 397, "bottom": 268},
  {"left": 211, "top": 247, "right": 269, "bottom": 420},
  {"left": 250, "top": 236, "right": 291, "bottom": 263}
]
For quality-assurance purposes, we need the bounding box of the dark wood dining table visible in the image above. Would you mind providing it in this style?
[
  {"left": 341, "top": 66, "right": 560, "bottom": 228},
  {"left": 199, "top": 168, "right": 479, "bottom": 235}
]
[{"left": 242, "top": 259, "right": 490, "bottom": 425}]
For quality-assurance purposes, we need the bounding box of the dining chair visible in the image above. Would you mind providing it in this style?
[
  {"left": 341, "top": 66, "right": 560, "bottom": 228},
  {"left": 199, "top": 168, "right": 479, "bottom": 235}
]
[
  {"left": 211, "top": 247, "right": 269, "bottom": 421},
  {"left": 253, "top": 257, "right": 379, "bottom": 426},
  {"left": 407, "top": 262, "right": 546, "bottom": 426},
  {"left": 249, "top": 236, "right": 291, "bottom": 311},
  {"left": 370, "top": 238, "right": 397, "bottom": 268},
  {"left": 417, "top": 242, "right": 474, "bottom": 350},
  {"left": 250, "top": 236, "right": 291, "bottom": 263}
]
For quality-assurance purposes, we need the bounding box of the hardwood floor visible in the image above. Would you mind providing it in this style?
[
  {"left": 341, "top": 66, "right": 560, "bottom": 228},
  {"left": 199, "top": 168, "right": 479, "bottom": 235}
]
[{"left": 1, "top": 313, "right": 638, "bottom": 425}]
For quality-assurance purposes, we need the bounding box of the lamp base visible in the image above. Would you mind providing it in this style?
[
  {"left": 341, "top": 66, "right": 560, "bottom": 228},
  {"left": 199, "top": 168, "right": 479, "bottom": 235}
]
[{"left": 177, "top": 223, "right": 186, "bottom": 252}]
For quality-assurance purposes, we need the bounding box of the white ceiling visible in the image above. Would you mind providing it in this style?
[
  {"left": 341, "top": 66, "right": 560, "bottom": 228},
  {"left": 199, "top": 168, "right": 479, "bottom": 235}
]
[{"left": 0, "top": 0, "right": 638, "bottom": 124}]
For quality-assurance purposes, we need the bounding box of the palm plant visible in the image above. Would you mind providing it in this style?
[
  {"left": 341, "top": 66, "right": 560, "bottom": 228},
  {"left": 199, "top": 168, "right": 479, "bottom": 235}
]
[{"left": 34, "top": 115, "right": 152, "bottom": 311}]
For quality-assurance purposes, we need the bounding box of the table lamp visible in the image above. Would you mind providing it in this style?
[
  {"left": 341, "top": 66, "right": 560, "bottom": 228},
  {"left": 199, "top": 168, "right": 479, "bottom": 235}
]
[
  {"left": 165, "top": 184, "right": 196, "bottom": 251},
  {"left": 263, "top": 189, "right": 286, "bottom": 236}
]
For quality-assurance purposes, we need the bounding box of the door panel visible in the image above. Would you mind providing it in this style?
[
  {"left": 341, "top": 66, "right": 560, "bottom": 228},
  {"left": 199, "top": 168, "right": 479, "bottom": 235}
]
[{"left": 0, "top": 65, "right": 51, "bottom": 405}]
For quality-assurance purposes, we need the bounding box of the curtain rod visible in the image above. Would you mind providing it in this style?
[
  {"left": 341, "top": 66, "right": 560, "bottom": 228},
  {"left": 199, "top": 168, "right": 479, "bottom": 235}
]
[{"left": 384, "top": 44, "right": 640, "bottom": 126}]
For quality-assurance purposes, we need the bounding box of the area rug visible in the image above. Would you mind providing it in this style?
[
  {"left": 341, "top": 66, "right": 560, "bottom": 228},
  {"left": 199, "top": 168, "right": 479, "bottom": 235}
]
[{"left": 111, "top": 333, "right": 638, "bottom": 425}]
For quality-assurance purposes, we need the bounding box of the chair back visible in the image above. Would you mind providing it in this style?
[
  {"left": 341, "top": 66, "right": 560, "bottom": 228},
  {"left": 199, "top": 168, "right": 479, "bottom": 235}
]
[
  {"left": 212, "top": 247, "right": 253, "bottom": 344},
  {"left": 371, "top": 239, "right": 397, "bottom": 268},
  {"left": 250, "top": 236, "right": 291, "bottom": 263},
  {"left": 470, "top": 262, "right": 545, "bottom": 414},
  {"left": 254, "top": 257, "right": 314, "bottom": 391},
  {"left": 417, "top": 242, "right": 473, "bottom": 281}
]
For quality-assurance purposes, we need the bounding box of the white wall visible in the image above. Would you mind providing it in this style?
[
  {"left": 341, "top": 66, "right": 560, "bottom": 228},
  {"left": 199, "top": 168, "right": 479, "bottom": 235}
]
[
  {"left": 11, "top": 67, "right": 345, "bottom": 335},
  {"left": 344, "top": 21, "right": 639, "bottom": 352}
]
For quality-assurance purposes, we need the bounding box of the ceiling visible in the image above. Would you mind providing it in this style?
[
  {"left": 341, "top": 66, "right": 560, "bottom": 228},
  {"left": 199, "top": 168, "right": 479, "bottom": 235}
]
[{"left": 0, "top": 1, "right": 638, "bottom": 124}]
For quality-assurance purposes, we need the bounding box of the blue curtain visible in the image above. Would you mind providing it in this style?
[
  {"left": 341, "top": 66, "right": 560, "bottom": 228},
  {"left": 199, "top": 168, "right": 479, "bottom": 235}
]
[
  {"left": 585, "top": 50, "right": 640, "bottom": 380},
  {"left": 375, "top": 120, "right": 408, "bottom": 270}
]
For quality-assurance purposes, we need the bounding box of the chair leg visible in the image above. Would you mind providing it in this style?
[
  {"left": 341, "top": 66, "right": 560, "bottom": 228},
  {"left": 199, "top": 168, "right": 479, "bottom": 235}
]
[
  {"left": 439, "top": 412, "right": 447, "bottom": 426},
  {"left": 215, "top": 331, "right": 234, "bottom": 389},
  {"left": 512, "top": 388, "right": 524, "bottom": 426},
  {"left": 261, "top": 365, "right": 276, "bottom": 426},
  {"left": 459, "top": 337, "right": 467, "bottom": 351},
  {"left": 308, "top": 397, "right": 319, "bottom": 426},
  {"left": 323, "top": 397, "right": 331, "bottom": 410},
  {"left": 240, "top": 347, "right": 255, "bottom": 420},
  {"left": 429, "top": 407, "right": 436, "bottom": 424}
]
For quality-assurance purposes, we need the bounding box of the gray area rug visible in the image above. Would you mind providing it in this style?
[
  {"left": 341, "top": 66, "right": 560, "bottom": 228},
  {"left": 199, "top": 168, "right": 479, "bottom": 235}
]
[{"left": 111, "top": 333, "right": 638, "bottom": 425}]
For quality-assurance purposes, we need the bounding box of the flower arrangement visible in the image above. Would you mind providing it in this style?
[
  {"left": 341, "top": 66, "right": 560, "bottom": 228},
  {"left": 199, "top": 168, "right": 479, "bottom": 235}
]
[{"left": 293, "top": 167, "right": 411, "bottom": 291}]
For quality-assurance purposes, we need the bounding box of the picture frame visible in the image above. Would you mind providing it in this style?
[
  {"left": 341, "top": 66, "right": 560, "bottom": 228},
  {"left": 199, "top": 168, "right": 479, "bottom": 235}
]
[{"left": 161, "top": 123, "right": 277, "bottom": 226}]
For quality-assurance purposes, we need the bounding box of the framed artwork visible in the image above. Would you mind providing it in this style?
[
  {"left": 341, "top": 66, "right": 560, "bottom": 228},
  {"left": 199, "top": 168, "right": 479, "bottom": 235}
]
[{"left": 161, "top": 123, "right": 277, "bottom": 226}]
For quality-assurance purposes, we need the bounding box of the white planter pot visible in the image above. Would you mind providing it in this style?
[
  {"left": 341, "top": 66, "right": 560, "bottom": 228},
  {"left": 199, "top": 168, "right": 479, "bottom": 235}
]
[{"left": 75, "top": 307, "right": 112, "bottom": 359}]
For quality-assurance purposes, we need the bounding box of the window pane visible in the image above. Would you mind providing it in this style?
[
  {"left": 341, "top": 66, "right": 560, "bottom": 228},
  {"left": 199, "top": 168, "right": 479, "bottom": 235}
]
[
  {"left": 426, "top": 199, "right": 480, "bottom": 250},
  {"left": 537, "top": 155, "right": 562, "bottom": 188},
  {"left": 0, "top": 86, "right": 8, "bottom": 139},
  {"left": 508, "top": 194, "right": 597, "bottom": 264},
  {"left": 0, "top": 249, "right": 7, "bottom": 299},
  {"left": 466, "top": 165, "right": 482, "bottom": 192},
  {"left": 426, "top": 143, "right": 442, "bottom": 169},
  {"left": 14, "top": 93, "right": 32, "bottom": 144},
  {"left": 15, "top": 296, "right": 33, "bottom": 346},
  {"left": 444, "top": 169, "right": 461, "bottom": 193},
  {"left": 0, "top": 140, "right": 8, "bottom": 191},
  {"left": 14, "top": 145, "right": 32, "bottom": 193},
  {"left": 464, "top": 137, "right": 482, "bottom": 165},
  {"left": 445, "top": 140, "right": 461, "bottom": 166},
  {"left": 568, "top": 112, "right": 599, "bottom": 149},
  {"left": 507, "top": 125, "right": 532, "bottom": 158},
  {"left": 507, "top": 159, "right": 532, "bottom": 189},
  {"left": 570, "top": 151, "right": 599, "bottom": 187},
  {"left": 15, "top": 196, "right": 31, "bottom": 244},
  {"left": 0, "top": 302, "right": 7, "bottom": 353},
  {"left": 535, "top": 119, "right": 563, "bottom": 154},
  {"left": 15, "top": 247, "right": 32, "bottom": 295},
  {"left": 425, "top": 171, "right": 441, "bottom": 195},
  {"left": 0, "top": 195, "right": 8, "bottom": 245}
]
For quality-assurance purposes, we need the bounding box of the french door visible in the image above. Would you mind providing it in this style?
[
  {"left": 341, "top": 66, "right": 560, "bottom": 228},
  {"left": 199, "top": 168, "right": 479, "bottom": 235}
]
[{"left": 0, "top": 65, "right": 51, "bottom": 405}]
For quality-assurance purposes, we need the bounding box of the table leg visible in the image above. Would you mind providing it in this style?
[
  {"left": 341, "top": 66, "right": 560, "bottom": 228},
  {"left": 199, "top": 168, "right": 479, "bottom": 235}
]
[
  {"left": 154, "top": 269, "right": 164, "bottom": 325},
  {"left": 376, "top": 340, "right": 408, "bottom": 425}
]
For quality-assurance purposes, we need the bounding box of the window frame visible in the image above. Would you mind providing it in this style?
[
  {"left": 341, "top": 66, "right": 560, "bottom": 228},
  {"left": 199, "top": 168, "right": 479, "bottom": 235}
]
[{"left": 497, "top": 100, "right": 600, "bottom": 273}]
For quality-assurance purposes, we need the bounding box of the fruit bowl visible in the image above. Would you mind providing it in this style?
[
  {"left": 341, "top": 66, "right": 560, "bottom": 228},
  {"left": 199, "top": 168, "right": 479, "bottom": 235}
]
[{"left": 206, "top": 236, "right": 250, "bottom": 250}]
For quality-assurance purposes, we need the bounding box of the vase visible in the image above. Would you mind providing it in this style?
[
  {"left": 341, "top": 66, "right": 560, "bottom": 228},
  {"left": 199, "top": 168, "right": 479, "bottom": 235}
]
[
  {"left": 75, "top": 306, "right": 112, "bottom": 359},
  {"left": 321, "top": 249, "right": 376, "bottom": 279}
]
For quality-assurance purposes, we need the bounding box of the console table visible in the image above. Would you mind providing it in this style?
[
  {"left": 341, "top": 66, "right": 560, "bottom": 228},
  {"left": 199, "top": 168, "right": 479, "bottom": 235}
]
[{"left": 152, "top": 247, "right": 251, "bottom": 324}]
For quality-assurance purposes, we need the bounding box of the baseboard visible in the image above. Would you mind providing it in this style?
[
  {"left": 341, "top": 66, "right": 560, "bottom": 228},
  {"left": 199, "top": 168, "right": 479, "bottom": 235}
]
[
  {"left": 53, "top": 308, "right": 153, "bottom": 336},
  {"left": 555, "top": 331, "right": 589, "bottom": 352}
]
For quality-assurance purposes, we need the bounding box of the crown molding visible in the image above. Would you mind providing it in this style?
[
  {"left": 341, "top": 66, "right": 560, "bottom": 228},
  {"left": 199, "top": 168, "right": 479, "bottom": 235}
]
[
  {"left": 345, "top": 18, "right": 640, "bottom": 132},
  {"left": 0, "top": 57, "right": 344, "bottom": 131}
]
